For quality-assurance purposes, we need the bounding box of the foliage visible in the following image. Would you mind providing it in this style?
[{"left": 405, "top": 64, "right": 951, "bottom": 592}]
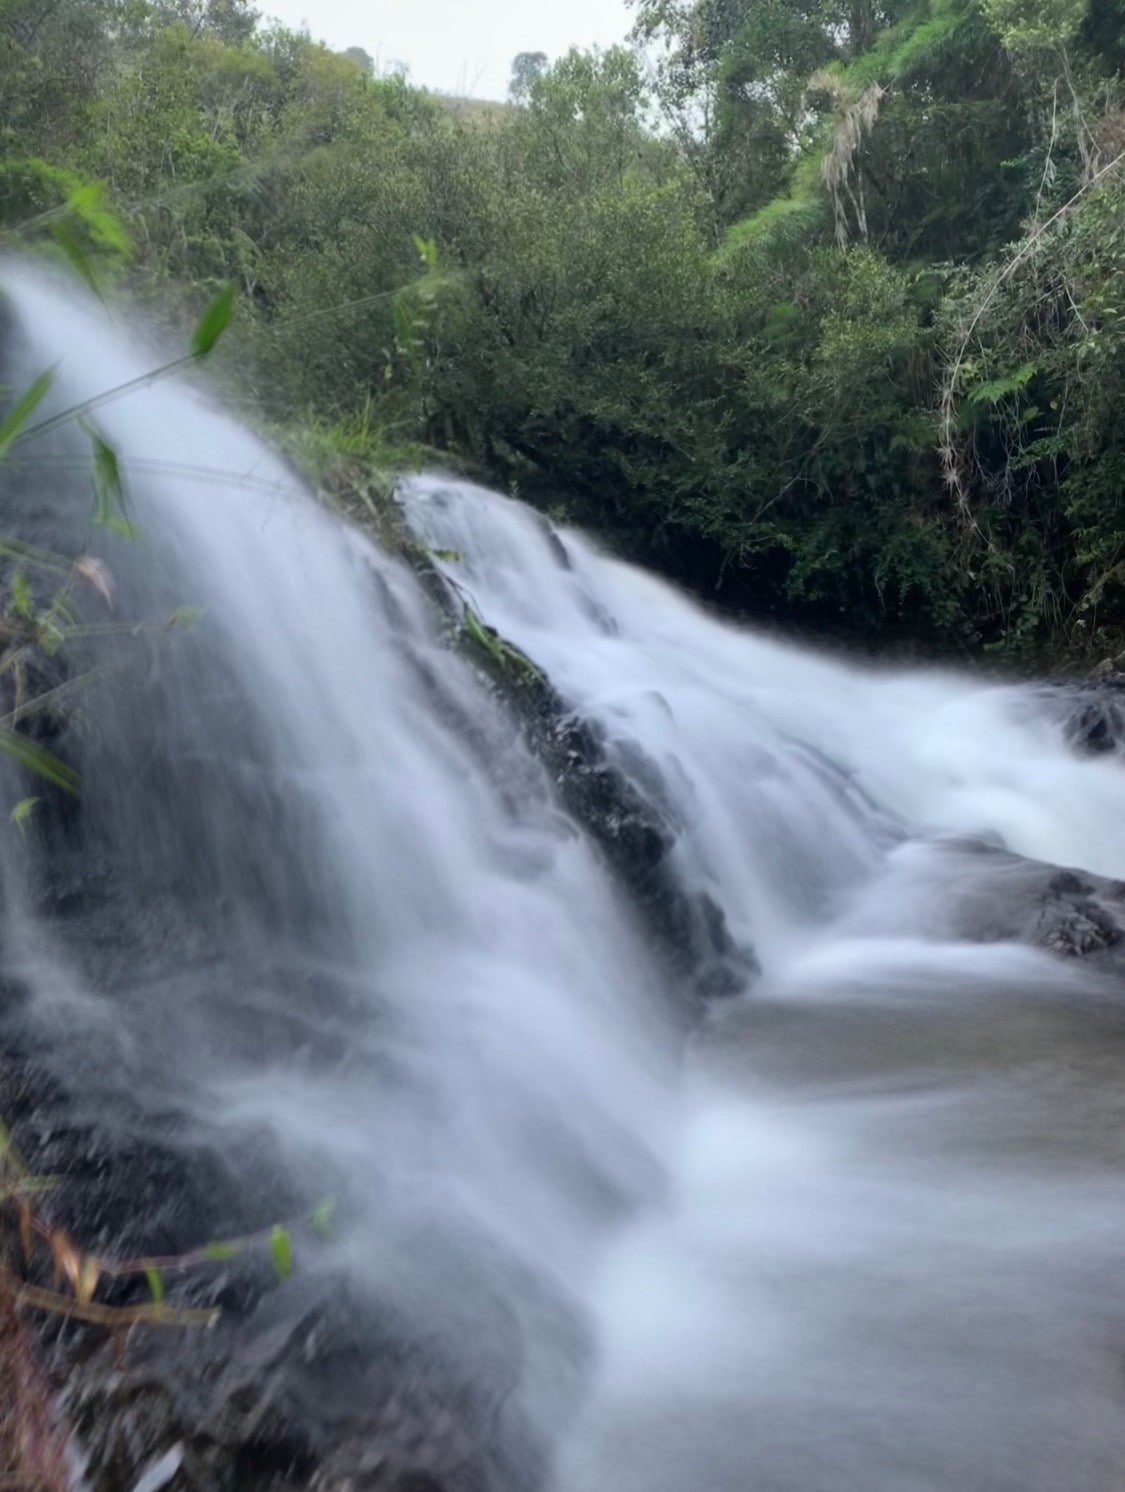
[
  {"left": 0, "top": 259, "right": 239, "bottom": 812},
  {"left": 1, "top": 0, "right": 1124, "bottom": 660},
  {"left": 509, "top": 50, "right": 549, "bottom": 102}
]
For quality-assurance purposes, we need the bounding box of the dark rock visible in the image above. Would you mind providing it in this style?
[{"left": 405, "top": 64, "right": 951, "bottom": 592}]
[
  {"left": 1034, "top": 870, "right": 1123, "bottom": 955},
  {"left": 1066, "top": 696, "right": 1125, "bottom": 755},
  {"left": 490, "top": 664, "right": 758, "bottom": 1001},
  {"left": 64, "top": 1285, "right": 513, "bottom": 1492},
  {"left": 1041, "top": 675, "right": 1125, "bottom": 757},
  {"left": 370, "top": 490, "right": 757, "bottom": 999},
  {"left": 890, "top": 837, "right": 1125, "bottom": 965},
  {"left": 0, "top": 1043, "right": 530, "bottom": 1492}
]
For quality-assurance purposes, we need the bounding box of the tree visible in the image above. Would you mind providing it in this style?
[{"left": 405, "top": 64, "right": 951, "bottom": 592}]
[
  {"left": 344, "top": 45, "right": 375, "bottom": 75},
  {"left": 6, "top": 0, "right": 1124, "bottom": 659},
  {"left": 508, "top": 50, "right": 548, "bottom": 101},
  {"left": 150, "top": 0, "right": 260, "bottom": 42}
]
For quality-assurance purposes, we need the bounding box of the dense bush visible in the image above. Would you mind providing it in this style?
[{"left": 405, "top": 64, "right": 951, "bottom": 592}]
[{"left": 1, "top": 0, "right": 1122, "bottom": 661}]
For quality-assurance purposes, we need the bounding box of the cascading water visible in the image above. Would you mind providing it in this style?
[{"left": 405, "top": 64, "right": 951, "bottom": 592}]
[
  {"left": 0, "top": 269, "right": 673, "bottom": 1486},
  {"left": 403, "top": 476, "right": 1125, "bottom": 1492},
  {"left": 1, "top": 271, "right": 1124, "bottom": 1490}
]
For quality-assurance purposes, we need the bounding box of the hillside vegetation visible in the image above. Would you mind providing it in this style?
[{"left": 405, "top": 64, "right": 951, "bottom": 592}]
[{"left": 2, "top": 0, "right": 1123, "bottom": 661}]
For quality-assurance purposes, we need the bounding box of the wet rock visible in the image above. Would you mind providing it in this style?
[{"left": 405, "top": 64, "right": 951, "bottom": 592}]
[
  {"left": 424, "top": 611, "right": 757, "bottom": 1000},
  {"left": 1041, "top": 676, "right": 1125, "bottom": 757},
  {"left": 1033, "top": 870, "right": 1124, "bottom": 957},
  {"left": 0, "top": 1044, "right": 528, "bottom": 1492},
  {"left": 881, "top": 837, "right": 1125, "bottom": 966},
  {"left": 504, "top": 671, "right": 757, "bottom": 999},
  {"left": 64, "top": 1286, "right": 513, "bottom": 1492},
  {"left": 1065, "top": 694, "right": 1125, "bottom": 756}
]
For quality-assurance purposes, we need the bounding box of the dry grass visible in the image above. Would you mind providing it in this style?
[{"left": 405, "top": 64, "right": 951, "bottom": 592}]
[
  {"left": 813, "top": 73, "right": 887, "bottom": 247},
  {"left": 0, "top": 1293, "right": 67, "bottom": 1492}
]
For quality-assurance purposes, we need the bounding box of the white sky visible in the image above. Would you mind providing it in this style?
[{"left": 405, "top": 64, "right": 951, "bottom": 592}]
[{"left": 260, "top": 0, "right": 634, "bottom": 101}]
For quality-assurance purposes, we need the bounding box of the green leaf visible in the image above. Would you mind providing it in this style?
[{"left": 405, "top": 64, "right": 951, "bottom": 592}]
[
  {"left": 9, "top": 797, "right": 39, "bottom": 828},
  {"left": 463, "top": 605, "right": 496, "bottom": 652},
  {"left": 429, "top": 548, "right": 463, "bottom": 563},
  {"left": 412, "top": 234, "right": 439, "bottom": 270},
  {"left": 270, "top": 1224, "right": 293, "bottom": 1281},
  {"left": 391, "top": 299, "right": 415, "bottom": 352},
  {"left": 0, "top": 728, "right": 78, "bottom": 794},
  {"left": 10, "top": 572, "right": 33, "bottom": 619},
  {"left": 0, "top": 371, "right": 54, "bottom": 459},
  {"left": 310, "top": 1198, "right": 335, "bottom": 1239},
  {"left": 66, "top": 180, "right": 130, "bottom": 255},
  {"left": 191, "top": 284, "right": 236, "bottom": 358},
  {"left": 202, "top": 1240, "right": 239, "bottom": 1261},
  {"left": 82, "top": 421, "right": 136, "bottom": 538},
  {"left": 965, "top": 362, "right": 1038, "bottom": 407},
  {"left": 49, "top": 220, "right": 103, "bottom": 301},
  {"left": 145, "top": 1267, "right": 165, "bottom": 1304},
  {"left": 166, "top": 606, "right": 205, "bottom": 629}
]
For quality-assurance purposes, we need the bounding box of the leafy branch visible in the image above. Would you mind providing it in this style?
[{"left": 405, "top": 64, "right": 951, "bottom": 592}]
[{"left": 0, "top": 280, "right": 237, "bottom": 798}]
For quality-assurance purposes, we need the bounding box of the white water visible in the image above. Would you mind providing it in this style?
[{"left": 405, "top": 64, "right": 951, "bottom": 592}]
[
  {"left": 403, "top": 475, "right": 1125, "bottom": 1491},
  {"left": 3, "top": 273, "right": 1125, "bottom": 1488},
  {"left": 0, "top": 270, "right": 672, "bottom": 1455}
]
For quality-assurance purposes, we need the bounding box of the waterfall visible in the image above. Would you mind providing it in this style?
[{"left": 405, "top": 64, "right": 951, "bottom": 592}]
[
  {"left": 402, "top": 475, "right": 1125, "bottom": 1492},
  {"left": 0, "top": 269, "right": 672, "bottom": 1481},
  {"left": 2, "top": 273, "right": 1124, "bottom": 1490}
]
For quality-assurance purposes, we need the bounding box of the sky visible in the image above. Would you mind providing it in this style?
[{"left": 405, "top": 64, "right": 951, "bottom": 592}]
[{"left": 260, "top": 0, "right": 634, "bottom": 101}]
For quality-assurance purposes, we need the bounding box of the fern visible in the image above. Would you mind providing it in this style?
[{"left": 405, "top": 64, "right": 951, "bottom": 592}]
[{"left": 964, "top": 360, "right": 1038, "bottom": 405}]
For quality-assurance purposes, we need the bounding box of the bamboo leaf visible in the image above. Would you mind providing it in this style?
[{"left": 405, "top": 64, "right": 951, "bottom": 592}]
[
  {"left": 49, "top": 219, "right": 103, "bottom": 301},
  {"left": 202, "top": 1240, "right": 239, "bottom": 1261},
  {"left": 166, "top": 606, "right": 204, "bottom": 629},
  {"left": 191, "top": 284, "right": 235, "bottom": 358},
  {"left": 82, "top": 421, "right": 136, "bottom": 538},
  {"left": 66, "top": 180, "right": 130, "bottom": 255},
  {"left": 0, "top": 371, "right": 54, "bottom": 458},
  {"left": 10, "top": 571, "right": 33, "bottom": 618},
  {"left": 0, "top": 727, "right": 78, "bottom": 793},
  {"left": 51, "top": 1233, "right": 82, "bottom": 1294},
  {"left": 310, "top": 1198, "right": 335, "bottom": 1239},
  {"left": 76, "top": 1254, "right": 102, "bottom": 1306},
  {"left": 269, "top": 1224, "right": 293, "bottom": 1281},
  {"left": 10, "top": 796, "right": 40, "bottom": 828}
]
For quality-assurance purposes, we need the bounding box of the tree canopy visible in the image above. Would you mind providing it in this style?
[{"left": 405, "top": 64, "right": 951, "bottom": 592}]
[{"left": 509, "top": 50, "right": 549, "bottom": 100}]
